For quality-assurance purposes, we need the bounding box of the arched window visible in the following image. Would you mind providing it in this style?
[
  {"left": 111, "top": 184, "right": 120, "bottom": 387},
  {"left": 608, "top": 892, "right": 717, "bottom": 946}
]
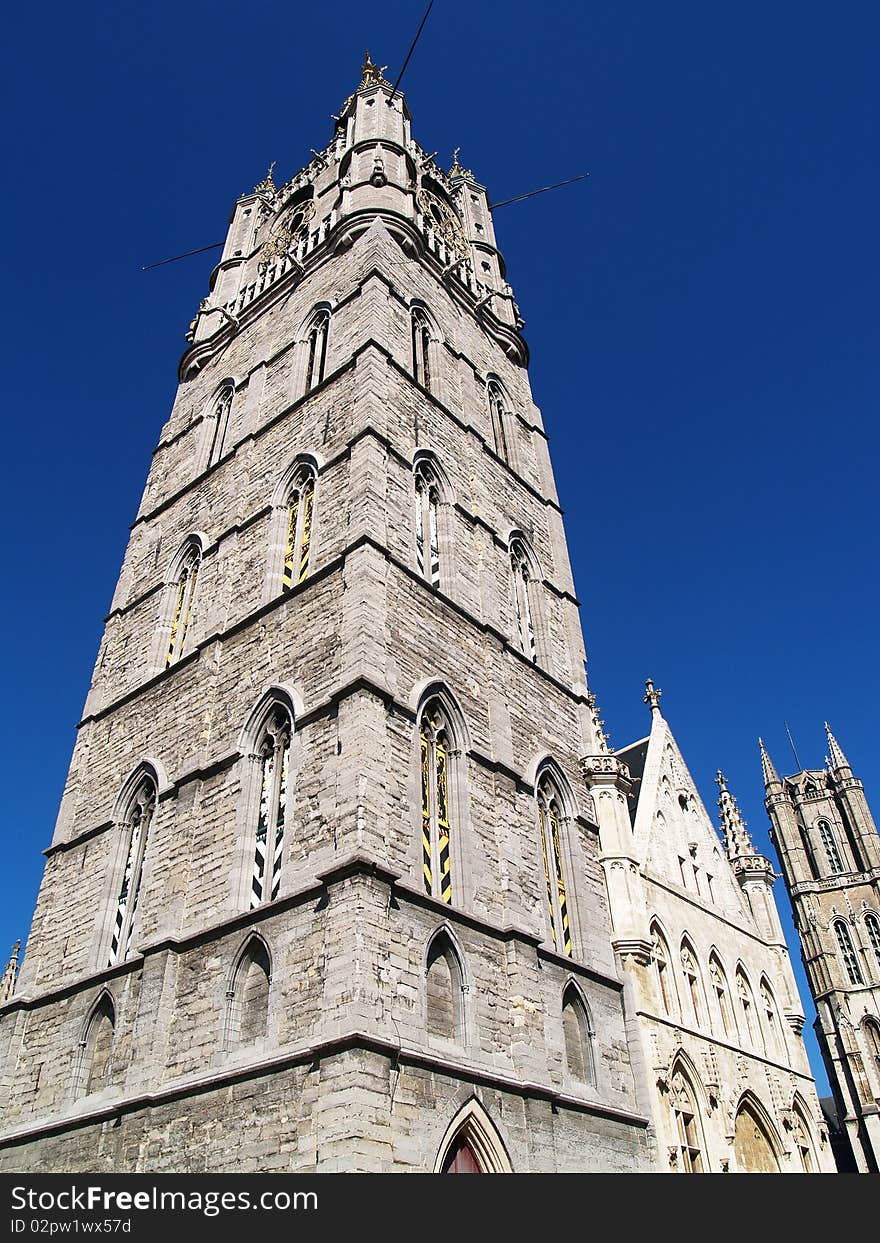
[
  {"left": 651, "top": 923, "right": 677, "bottom": 1016},
  {"left": 670, "top": 1068, "right": 705, "bottom": 1173},
  {"left": 760, "top": 978, "right": 784, "bottom": 1056},
  {"left": 206, "top": 383, "right": 233, "bottom": 467},
  {"left": 864, "top": 912, "right": 880, "bottom": 972},
  {"left": 419, "top": 699, "right": 454, "bottom": 904},
  {"left": 250, "top": 705, "right": 293, "bottom": 907},
  {"left": 487, "top": 381, "right": 510, "bottom": 463},
  {"left": 792, "top": 1105, "right": 815, "bottom": 1172},
  {"left": 227, "top": 938, "right": 271, "bottom": 1050},
  {"left": 425, "top": 932, "right": 464, "bottom": 1042},
  {"left": 509, "top": 537, "right": 537, "bottom": 661},
  {"left": 108, "top": 773, "right": 156, "bottom": 965},
  {"left": 305, "top": 309, "right": 330, "bottom": 391},
  {"left": 536, "top": 772, "right": 572, "bottom": 956},
  {"left": 281, "top": 465, "right": 316, "bottom": 591},
  {"left": 736, "top": 969, "right": 764, "bottom": 1051},
  {"left": 733, "top": 1098, "right": 780, "bottom": 1172},
  {"left": 834, "top": 920, "right": 864, "bottom": 986},
  {"left": 82, "top": 995, "right": 115, "bottom": 1096},
  {"left": 680, "top": 941, "right": 704, "bottom": 1028},
  {"left": 709, "top": 954, "right": 733, "bottom": 1038},
  {"left": 817, "top": 820, "right": 844, "bottom": 874},
  {"left": 562, "top": 984, "right": 594, "bottom": 1084},
  {"left": 411, "top": 307, "right": 433, "bottom": 391},
  {"left": 165, "top": 541, "right": 201, "bottom": 668},
  {"left": 414, "top": 460, "right": 441, "bottom": 587},
  {"left": 864, "top": 1019, "right": 880, "bottom": 1087}
]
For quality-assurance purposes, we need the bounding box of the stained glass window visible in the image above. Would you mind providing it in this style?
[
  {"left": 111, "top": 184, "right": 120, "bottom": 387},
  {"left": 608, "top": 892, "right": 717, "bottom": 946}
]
[
  {"left": 251, "top": 707, "right": 292, "bottom": 907},
  {"left": 420, "top": 701, "right": 453, "bottom": 904},
  {"left": 537, "top": 774, "right": 572, "bottom": 955},
  {"left": 165, "top": 544, "right": 200, "bottom": 668},
  {"left": 282, "top": 468, "right": 316, "bottom": 591}
]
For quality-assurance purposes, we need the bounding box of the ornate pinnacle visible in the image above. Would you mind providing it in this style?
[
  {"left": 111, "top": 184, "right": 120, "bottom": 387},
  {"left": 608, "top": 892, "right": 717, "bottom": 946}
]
[
  {"left": 759, "top": 737, "right": 781, "bottom": 788},
  {"left": 824, "top": 722, "right": 852, "bottom": 773},
  {"left": 253, "top": 162, "right": 276, "bottom": 194},
  {"left": 360, "top": 50, "right": 389, "bottom": 89},
  {"left": 0, "top": 940, "right": 20, "bottom": 1004},
  {"left": 449, "top": 147, "right": 474, "bottom": 179},
  {"left": 644, "top": 678, "right": 663, "bottom": 714},
  {"left": 715, "top": 771, "right": 755, "bottom": 860}
]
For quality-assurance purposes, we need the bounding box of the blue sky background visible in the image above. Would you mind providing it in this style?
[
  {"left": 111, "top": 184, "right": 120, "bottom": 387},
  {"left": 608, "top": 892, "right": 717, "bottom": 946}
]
[{"left": 2, "top": 1, "right": 878, "bottom": 1097}]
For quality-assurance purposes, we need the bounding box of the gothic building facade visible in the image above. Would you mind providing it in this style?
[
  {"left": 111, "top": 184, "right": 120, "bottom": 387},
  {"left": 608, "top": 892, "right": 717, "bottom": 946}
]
[
  {"left": 592, "top": 684, "right": 834, "bottom": 1172},
  {"left": 762, "top": 727, "right": 880, "bottom": 1172},
  {"left": 0, "top": 56, "right": 833, "bottom": 1174}
]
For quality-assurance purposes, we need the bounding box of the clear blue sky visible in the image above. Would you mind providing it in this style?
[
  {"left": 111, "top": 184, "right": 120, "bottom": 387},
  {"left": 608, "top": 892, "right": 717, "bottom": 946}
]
[{"left": 2, "top": 1, "right": 878, "bottom": 1096}]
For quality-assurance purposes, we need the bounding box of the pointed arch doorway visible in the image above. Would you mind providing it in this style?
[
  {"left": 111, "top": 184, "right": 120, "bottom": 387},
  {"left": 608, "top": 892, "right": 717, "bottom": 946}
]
[
  {"left": 442, "top": 1137, "right": 482, "bottom": 1173},
  {"left": 434, "top": 1099, "right": 513, "bottom": 1173}
]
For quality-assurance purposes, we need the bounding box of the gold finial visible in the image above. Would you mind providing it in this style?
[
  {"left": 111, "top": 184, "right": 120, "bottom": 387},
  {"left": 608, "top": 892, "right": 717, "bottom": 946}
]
[
  {"left": 449, "top": 147, "right": 474, "bottom": 179},
  {"left": 644, "top": 678, "right": 663, "bottom": 713},
  {"left": 360, "top": 50, "right": 389, "bottom": 89},
  {"left": 254, "top": 161, "right": 276, "bottom": 194}
]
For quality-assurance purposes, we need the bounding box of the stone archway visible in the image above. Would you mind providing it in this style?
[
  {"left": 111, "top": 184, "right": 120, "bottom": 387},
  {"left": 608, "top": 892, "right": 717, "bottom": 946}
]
[{"left": 733, "top": 1100, "right": 781, "bottom": 1172}]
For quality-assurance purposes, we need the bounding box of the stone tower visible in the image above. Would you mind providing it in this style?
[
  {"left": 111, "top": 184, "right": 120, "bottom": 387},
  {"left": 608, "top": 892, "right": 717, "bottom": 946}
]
[
  {"left": 762, "top": 726, "right": 880, "bottom": 1171},
  {"left": 0, "top": 55, "right": 653, "bottom": 1173}
]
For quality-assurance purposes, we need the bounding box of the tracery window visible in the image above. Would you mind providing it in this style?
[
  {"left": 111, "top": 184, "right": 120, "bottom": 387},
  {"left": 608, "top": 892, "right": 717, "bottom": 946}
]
[
  {"left": 651, "top": 924, "right": 676, "bottom": 1016},
  {"left": 760, "top": 979, "right": 783, "bottom": 1055},
  {"left": 736, "top": 969, "right": 764, "bottom": 1050},
  {"left": 108, "top": 775, "right": 156, "bottom": 966},
  {"left": 165, "top": 542, "right": 200, "bottom": 668},
  {"left": 792, "top": 1109, "right": 814, "bottom": 1171},
  {"left": 818, "top": 820, "right": 844, "bottom": 874},
  {"left": 680, "top": 943, "right": 703, "bottom": 1027},
  {"left": 709, "top": 956, "right": 733, "bottom": 1038},
  {"left": 536, "top": 772, "right": 572, "bottom": 956},
  {"left": 420, "top": 700, "right": 454, "bottom": 904},
  {"left": 411, "top": 307, "right": 433, "bottom": 391},
  {"left": 414, "top": 460, "right": 441, "bottom": 587},
  {"left": 834, "top": 920, "right": 864, "bottom": 986},
  {"left": 509, "top": 538, "right": 537, "bottom": 661},
  {"left": 670, "top": 1070, "right": 704, "bottom": 1173},
  {"left": 864, "top": 912, "right": 880, "bottom": 972},
  {"left": 281, "top": 465, "right": 316, "bottom": 591},
  {"left": 250, "top": 706, "right": 292, "bottom": 908},
  {"left": 206, "top": 384, "right": 233, "bottom": 467},
  {"left": 305, "top": 310, "right": 329, "bottom": 391}
]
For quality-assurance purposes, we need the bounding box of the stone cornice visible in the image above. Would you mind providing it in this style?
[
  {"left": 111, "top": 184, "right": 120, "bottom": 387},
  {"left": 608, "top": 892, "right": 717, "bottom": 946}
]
[{"left": 0, "top": 1027, "right": 647, "bottom": 1152}]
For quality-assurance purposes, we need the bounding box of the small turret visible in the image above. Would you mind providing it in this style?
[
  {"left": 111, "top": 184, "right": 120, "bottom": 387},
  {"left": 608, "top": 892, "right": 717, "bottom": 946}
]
[
  {"left": 715, "top": 770, "right": 755, "bottom": 861},
  {"left": 0, "top": 940, "right": 20, "bottom": 1004}
]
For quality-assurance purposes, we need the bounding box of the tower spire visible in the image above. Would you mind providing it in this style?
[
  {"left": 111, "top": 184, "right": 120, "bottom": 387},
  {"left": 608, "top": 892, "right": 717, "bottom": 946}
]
[
  {"left": 824, "top": 722, "right": 852, "bottom": 773},
  {"left": 0, "top": 940, "right": 20, "bottom": 1004},
  {"left": 643, "top": 678, "right": 663, "bottom": 716},
  {"left": 715, "top": 772, "right": 755, "bottom": 860},
  {"left": 759, "top": 737, "right": 781, "bottom": 788}
]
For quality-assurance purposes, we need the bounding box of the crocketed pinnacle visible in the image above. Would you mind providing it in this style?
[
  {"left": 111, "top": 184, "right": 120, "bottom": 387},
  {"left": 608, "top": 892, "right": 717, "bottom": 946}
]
[
  {"left": 759, "top": 737, "right": 781, "bottom": 787},
  {"left": 0, "top": 940, "right": 20, "bottom": 1004},
  {"left": 716, "top": 771, "right": 755, "bottom": 860},
  {"left": 824, "top": 722, "right": 851, "bottom": 773}
]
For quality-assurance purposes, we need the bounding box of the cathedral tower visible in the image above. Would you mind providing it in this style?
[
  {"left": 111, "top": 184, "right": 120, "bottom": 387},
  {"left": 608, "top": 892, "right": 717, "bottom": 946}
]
[
  {"left": 0, "top": 56, "right": 653, "bottom": 1173},
  {"left": 762, "top": 727, "right": 880, "bottom": 1171}
]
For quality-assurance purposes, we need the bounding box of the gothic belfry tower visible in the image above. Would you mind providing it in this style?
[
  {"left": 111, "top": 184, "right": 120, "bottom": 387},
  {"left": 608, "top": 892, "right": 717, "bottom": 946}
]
[
  {"left": 0, "top": 56, "right": 653, "bottom": 1173},
  {"left": 762, "top": 727, "right": 880, "bottom": 1171}
]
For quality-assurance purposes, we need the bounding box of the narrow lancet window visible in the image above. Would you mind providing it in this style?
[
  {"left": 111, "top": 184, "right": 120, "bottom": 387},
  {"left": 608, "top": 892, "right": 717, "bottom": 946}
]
[
  {"left": 412, "top": 308, "right": 433, "bottom": 391},
  {"left": 818, "top": 820, "right": 844, "bottom": 874},
  {"left": 108, "top": 776, "right": 156, "bottom": 965},
  {"left": 305, "top": 310, "right": 329, "bottom": 391},
  {"left": 282, "top": 467, "right": 316, "bottom": 591},
  {"left": 414, "top": 462, "right": 441, "bottom": 586},
  {"left": 207, "top": 384, "right": 233, "bottom": 467},
  {"left": 865, "top": 913, "right": 880, "bottom": 971},
  {"left": 537, "top": 773, "right": 572, "bottom": 956},
  {"left": 165, "top": 544, "right": 200, "bottom": 668},
  {"left": 420, "top": 701, "right": 453, "bottom": 904},
  {"left": 487, "top": 381, "right": 509, "bottom": 462},
  {"left": 834, "top": 920, "right": 864, "bottom": 986},
  {"left": 510, "top": 539, "right": 537, "bottom": 660},
  {"left": 251, "top": 707, "right": 292, "bottom": 907}
]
